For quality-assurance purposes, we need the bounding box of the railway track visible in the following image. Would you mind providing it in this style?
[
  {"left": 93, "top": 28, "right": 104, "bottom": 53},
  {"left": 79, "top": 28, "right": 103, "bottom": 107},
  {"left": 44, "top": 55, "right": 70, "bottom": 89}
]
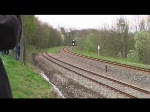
[
  {"left": 41, "top": 50, "right": 150, "bottom": 98},
  {"left": 63, "top": 47, "right": 150, "bottom": 73}
]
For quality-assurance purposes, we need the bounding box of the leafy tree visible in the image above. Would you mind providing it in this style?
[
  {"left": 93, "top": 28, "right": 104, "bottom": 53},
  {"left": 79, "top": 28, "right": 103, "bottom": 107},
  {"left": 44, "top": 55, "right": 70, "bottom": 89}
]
[
  {"left": 19, "top": 15, "right": 63, "bottom": 65},
  {"left": 23, "top": 15, "right": 38, "bottom": 45},
  {"left": 135, "top": 31, "right": 150, "bottom": 64}
]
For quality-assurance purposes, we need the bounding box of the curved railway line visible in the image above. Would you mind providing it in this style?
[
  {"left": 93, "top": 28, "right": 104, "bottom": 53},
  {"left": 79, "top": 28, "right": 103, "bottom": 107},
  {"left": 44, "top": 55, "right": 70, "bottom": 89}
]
[
  {"left": 41, "top": 50, "right": 150, "bottom": 98},
  {"left": 63, "top": 47, "right": 150, "bottom": 73}
]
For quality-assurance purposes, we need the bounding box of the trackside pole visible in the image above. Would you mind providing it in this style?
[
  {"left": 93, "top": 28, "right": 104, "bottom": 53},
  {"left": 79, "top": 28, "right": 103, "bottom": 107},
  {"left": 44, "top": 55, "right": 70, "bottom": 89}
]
[{"left": 98, "top": 45, "right": 100, "bottom": 55}]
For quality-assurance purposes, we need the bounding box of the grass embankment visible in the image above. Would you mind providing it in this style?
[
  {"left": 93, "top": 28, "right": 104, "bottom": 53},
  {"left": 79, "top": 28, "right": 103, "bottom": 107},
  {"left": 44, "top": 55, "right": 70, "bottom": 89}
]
[
  {"left": 1, "top": 54, "right": 54, "bottom": 98},
  {"left": 47, "top": 46, "right": 65, "bottom": 53},
  {"left": 72, "top": 47, "right": 150, "bottom": 69}
]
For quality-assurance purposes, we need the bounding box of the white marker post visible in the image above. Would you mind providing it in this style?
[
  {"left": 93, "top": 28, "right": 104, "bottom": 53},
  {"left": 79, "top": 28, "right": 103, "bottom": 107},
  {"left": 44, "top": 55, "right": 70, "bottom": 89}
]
[{"left": 98, "top": 45, "right": 100, "bottom": 55}]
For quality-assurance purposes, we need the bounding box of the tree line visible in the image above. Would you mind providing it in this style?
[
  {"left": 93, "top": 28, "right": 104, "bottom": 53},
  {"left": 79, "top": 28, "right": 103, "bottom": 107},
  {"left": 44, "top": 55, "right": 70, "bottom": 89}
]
[
  {"left": 60, "top": 16, "right": 150, "bottom": 64},
  {"left": 19, "top": 15, "right": 63, "bottom": 65},
  {"left": 18, "top": 15, "right": 150, "bottom": 65}
]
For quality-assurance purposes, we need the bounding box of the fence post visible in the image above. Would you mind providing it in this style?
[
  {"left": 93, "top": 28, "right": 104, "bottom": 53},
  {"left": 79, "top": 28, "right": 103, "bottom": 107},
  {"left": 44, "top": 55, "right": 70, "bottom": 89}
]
[{"left": 105, "top": 64, "right": 107, "bottom": 72}]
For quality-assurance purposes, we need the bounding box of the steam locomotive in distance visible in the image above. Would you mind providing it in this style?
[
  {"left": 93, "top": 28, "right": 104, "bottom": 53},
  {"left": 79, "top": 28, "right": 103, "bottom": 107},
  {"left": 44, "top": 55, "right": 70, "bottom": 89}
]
[{"left": 72, "top": 39, "right": 76, "bottom": 46}]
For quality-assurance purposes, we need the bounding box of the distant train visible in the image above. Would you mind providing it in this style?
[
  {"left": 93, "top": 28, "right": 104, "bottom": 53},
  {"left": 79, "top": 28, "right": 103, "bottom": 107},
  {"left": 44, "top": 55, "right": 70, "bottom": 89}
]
[{"left": 72, "top": 39, "right": 76, "bottom": 46}]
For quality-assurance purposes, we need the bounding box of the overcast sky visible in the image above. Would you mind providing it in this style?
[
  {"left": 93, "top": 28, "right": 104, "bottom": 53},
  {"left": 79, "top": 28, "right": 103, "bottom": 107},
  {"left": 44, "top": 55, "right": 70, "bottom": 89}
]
[{"left": 35, "top": 15, "right": 148, "bottom": 31}]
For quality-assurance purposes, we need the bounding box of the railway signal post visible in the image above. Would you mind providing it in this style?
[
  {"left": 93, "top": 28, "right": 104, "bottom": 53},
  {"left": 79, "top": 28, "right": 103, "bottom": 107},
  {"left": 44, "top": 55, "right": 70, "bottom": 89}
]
[{"left": 98, "top": 45, "right": 100, "bottom": 55}]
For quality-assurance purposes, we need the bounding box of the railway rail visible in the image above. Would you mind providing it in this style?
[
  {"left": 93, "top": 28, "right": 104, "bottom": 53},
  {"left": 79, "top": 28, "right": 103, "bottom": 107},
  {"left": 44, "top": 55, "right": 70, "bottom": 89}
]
[
  {"left": 63, "top": 47, "right": 150, "bottom": 73},
  {"left": 41, "top": 50, "right": 150, "bottom": 98}
]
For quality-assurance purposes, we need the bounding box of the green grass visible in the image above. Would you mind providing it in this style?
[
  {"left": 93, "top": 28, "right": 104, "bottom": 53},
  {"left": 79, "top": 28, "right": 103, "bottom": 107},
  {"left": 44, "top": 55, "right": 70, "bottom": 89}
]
[
  {"left": 47, "top": 46, "right": 66, "bottom": 53},
  {"left": 1, "top": 54, "right": 55, "bottom": 98},
  {"left": 72, "top": 48, "right": 150, "bottom": 69}
]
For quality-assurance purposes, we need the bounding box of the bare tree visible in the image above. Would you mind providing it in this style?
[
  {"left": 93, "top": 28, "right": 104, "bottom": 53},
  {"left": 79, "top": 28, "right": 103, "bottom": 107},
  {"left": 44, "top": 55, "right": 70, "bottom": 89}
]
[{"left": 116, "top": 17, "right": 129, "bottom": 58}]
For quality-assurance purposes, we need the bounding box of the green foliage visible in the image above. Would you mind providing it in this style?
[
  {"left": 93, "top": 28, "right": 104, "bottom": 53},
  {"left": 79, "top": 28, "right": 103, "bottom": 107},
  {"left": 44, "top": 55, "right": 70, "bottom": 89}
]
[
  {"left": 22, "top": 15, "right": 63, "bottom": 63},
  {"left": 61, "top": 28, "right": 79, "bottom": 46},
  {"left": 135, "top": 30, "right": 150, "bottom": 64},
  {"left": 74, "top": 18, "right": 135, "bottom": 58},
  {"left": 85, "top": 33, "right": 98, "bottom": 52},
  {"left": 2, "top": 55, "right": 54, "bottom": 98},
  {"left": 47, "top": 46, "right": 65, "bottom": 53},
  {"left": 76, "top": 37, "right": 85, "bottom": 51},
  {"left": 23, "top": 15, "right": 38, "bottom": 44},
  {"left": 49, "top": 28, "right": 62, "bottom": 47},
  {"left": 76, "top": 33, "right": 98, "bottom": 53},
  {"left": 23, "top": 15, "right": 62, "bottom": 49}
]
